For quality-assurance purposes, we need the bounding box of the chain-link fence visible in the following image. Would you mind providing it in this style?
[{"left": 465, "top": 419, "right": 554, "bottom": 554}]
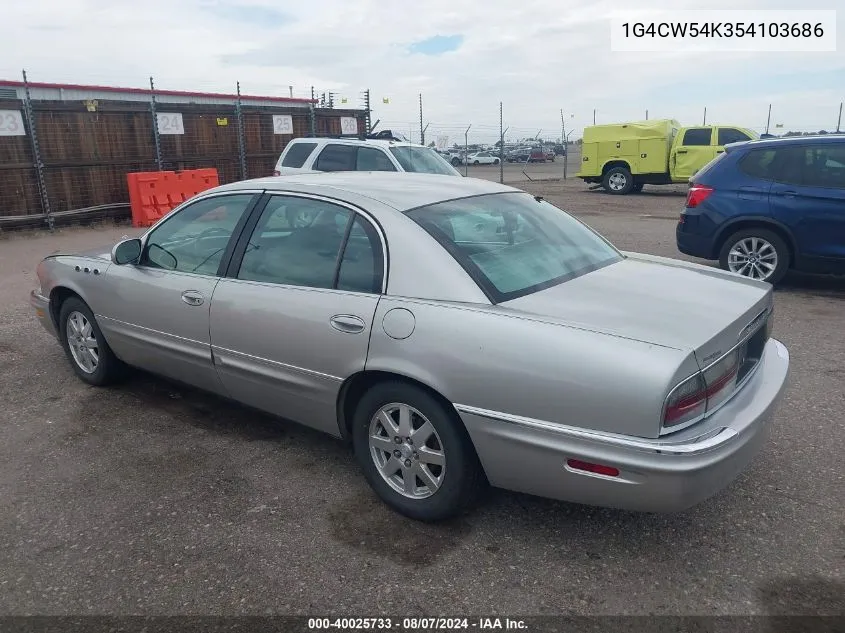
[{"left": 0, "top": 77, "right": 369, "bottom": 228}]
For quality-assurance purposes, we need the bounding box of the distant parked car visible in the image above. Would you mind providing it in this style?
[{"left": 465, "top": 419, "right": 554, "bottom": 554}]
[
  {"left": 463, "top": 151, "right": 500, "bottom": 165},
  {"left": 677, "top": 135, "right": 845, "bottom": 284},
  {"left": 528, "top": 148, "right": 547, "bottom": 163},
  {"left": 273, "top": 138, "right": 461, "bottom": 177},
  {"left": 507, "top": 147, "right": 531, "bottom": 163},
  {"left": 544, "top": 148, "right": 556, "bottom": 162}
]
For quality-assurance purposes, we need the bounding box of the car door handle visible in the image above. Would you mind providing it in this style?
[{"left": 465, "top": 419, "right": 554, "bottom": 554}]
[
  {"left": 330, "top": 315, "right": 366, "bottom": 334},
  {"left": 181, "top": 290, "right": 205, "bottom": 306},
  {"left": 676, "top": 149, "right": 688, "bottom": 154},
  {"left": 716, "top": 150, "right": 725, "bottom": 153}
]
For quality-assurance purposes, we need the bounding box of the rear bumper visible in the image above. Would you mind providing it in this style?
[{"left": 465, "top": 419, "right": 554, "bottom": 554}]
[
  {"left": 676, "top": 222, "right": 717, "bottom": 259},
  {"left": 457, "top": 338, "right": 789, "bottom": 513},
  {"left": 30, "top": 290, "right": 57, "bottom": 339}
]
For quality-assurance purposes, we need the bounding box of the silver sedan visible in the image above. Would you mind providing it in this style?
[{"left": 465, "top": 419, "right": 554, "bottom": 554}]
[{"left": 31, "top": 173, "right": 790, "bottom": 521}]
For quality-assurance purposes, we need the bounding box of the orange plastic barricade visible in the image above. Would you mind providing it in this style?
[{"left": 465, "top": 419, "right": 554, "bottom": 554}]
[{"left": 126, "top": 168, "right": 219, "bottom": 227}]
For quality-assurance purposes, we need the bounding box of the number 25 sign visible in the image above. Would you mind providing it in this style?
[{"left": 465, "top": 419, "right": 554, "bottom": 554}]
[
  {"left": 0, "top": 111, "right": 26, "bottom": 136},
  {"left": 273, "top": 115, "right": 294, "bottom": 135}
]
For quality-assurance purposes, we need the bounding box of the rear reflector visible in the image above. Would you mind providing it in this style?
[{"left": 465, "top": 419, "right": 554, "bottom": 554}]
[
  {"left": 566, "top": 459, "right": 620, "bottom": 477},
  {"left": 685, "top": 185, "right": 713, "bottom": 208}
]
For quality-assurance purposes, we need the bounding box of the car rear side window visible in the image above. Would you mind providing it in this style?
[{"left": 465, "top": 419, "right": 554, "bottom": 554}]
[
  {"left": 718, "top": 128, "right": 752, "bottom": 145},
  {"left": 236, "top": 196, "right": 382, "bottom": 293},
  {"left": 406, "top": 193, "right": 622, "bottom": 303},
  {"left": 682, "top": 128, "right": 712, "bottom": 146},
  {"left": 314, "top": 144, "right": 357, "bottom": 171},
  {"left": 739, "top": 149, "right": 778, "bottom": 180},
  {"left": 281, "top": 142, "right": 317, "bottom": 168}
]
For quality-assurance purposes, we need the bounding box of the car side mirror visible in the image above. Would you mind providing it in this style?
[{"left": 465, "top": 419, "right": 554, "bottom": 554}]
[{"left": 111, "top": 238, "right": 142, "bottom": 265}]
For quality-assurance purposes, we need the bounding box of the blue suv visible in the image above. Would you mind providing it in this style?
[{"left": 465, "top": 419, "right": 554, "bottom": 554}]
[{"left": 676, "top": 135, "right": 845, "bottom": 284}]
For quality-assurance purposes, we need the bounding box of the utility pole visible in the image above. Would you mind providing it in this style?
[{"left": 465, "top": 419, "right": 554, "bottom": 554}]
[
  {"left": 464, "top": 124, "right": 471, "bottom": 177},
  {"left": 765, "top": 104, "right": 772, "bottom": 135},
  {"left": 419, "top": 94, "right": 424, "bottom": 145},
  {"left": 593, "top": 109, "right": 596, "bottom": 125},
  {"left": 499, "top": 102, "right": 504, "bottom": 184},
  {"left": 703, "top": 107, "right": 707, "bottom": 125},
  {"left": 645, "top": 109, "right": 648, "bottom": 120},
  {"left": 837, "top": 102, "right": 843, "bottom": 133}
]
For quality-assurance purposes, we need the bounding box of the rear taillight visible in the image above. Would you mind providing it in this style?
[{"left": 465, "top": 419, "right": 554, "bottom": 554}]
[
  {"left": 663, "top": 373, "right": 707, "bottom": 427},
  {"left": 663, "top": 348, "right": 742, "bottom": 429},
  {"left": 273, "top": 170, "right": 281, "bottom": 176},
  {"left": 685, "top": 185, "right": 713, "bottom": 208}
]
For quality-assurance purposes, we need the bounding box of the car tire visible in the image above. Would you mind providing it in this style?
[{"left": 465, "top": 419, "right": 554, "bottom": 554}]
[
  {"left": 352, "top": 381, "right": 485, "bottom": 522},
  {"left": 451, "top": 158, "right": 460, "bottom": 166},
  {"left": 718, "top": 228, "right": 790, "bottom": 284},
  {"left": 473, "top": 160, "right": 479, "bottom": 165},
  {"left": 602, "top": 166, "right": 634, "bottom": 195},
  {"left": 59, "top": 297, "right": 125, "bottom": 386},
  {"left": 493, "top": 159, "right": 500, "bottom": 164}
]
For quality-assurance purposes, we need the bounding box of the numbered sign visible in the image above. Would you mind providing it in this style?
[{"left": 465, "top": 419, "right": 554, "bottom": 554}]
[
  {"left": 157, "top": 113, "right": 184, "bottom": 135},
  {"left": 272, "top": 115, "right": 294, "bottom": 135},
  {"left": 340, "top": 117, "right": 358, "bottom": 136},
  {"left": 436, "top": 135, "right": 449, "bottom": 150},
  {"left": 0, "top": 110, "right": 26, "bottom": 136}
]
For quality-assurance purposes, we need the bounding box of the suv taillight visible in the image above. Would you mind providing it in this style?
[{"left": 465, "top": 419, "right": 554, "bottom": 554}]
[{"left": 685, "top": 185, "right": 713, "bottom": 208}]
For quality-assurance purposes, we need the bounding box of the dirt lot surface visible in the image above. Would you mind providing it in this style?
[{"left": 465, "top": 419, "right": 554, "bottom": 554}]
[{"left": 1, "top": 179, "right": 843, "bottom": 617}]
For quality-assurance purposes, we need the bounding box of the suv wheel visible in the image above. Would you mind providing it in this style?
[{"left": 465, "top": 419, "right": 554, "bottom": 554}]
[
  {"left": 719, "top": 228, "right": 790, "bottom": 284},
  {"left": 602, "top": 166, "right": 633, "bottom": 194}
]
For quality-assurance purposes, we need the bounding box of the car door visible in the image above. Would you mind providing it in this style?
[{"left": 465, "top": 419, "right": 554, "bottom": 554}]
[
  {"left": 671, "top": 127, "right": 715, "bottom": 181},
  {"left": 209, "top": 193, "right": 385, "bottom": 436},
  {"left": 770, "top": 142, "right": 845, "bottom": 261},
  {"left": 97, "top": 192, "right": 260, "bottom": 393}
]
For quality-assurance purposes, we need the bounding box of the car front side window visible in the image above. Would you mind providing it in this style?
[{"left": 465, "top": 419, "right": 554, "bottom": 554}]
[
  {"left": 236, "top": 196, "right": 383, "bottom": 293},
  {"left": 141, "top": 194, "right": 256, "bottom": 275},
  {"left": 801, "top": 144, "right": 845, "bottom": 189}
]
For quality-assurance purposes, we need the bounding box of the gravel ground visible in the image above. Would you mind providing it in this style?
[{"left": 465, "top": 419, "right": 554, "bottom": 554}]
[{"left": 0, "top": 179, "right": 843, "bottom": 617}]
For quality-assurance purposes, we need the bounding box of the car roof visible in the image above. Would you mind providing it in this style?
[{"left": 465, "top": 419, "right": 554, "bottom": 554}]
[
  {"left": 214, "top": 172, "right": 520, "bottom": 212},
  {"left": 728, "top": 134, "right": 845, "bottom": 151},
  {"left": 287, "top": 137, "right": 423, "bottom": 149}
]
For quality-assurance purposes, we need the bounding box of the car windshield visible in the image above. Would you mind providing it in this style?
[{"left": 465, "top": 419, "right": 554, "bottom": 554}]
[
  {"left": 406, "top": 193, "right": 622, "bottom": 302},
  {"left": 389, "top": 146, "right": 460, "bottom": 176}
]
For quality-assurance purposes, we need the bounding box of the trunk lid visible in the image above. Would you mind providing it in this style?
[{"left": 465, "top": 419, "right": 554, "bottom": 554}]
[{"left": 501, "top": 254, "right": 772, "bottom": 369}]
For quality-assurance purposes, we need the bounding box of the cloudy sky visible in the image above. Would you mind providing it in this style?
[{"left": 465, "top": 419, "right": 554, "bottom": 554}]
[{"left": 1, "top": 0, "right": 842, "bottom": 144}]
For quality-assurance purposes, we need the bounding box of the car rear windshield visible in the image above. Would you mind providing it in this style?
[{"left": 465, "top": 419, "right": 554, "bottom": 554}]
[
  {"left": 405, "top": 193, "right": 622, "bottom": 302},
  {"left": 389, "top": 146, "right": 459, "bottom": 176}
]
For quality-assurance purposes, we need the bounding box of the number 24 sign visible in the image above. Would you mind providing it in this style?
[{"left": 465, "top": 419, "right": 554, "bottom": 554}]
[
  {"left": 156, "top": 113, "right": 184, "bottom": 135},
  {"left": 0, "top": 111, "right": 26, "bottom": 136}
]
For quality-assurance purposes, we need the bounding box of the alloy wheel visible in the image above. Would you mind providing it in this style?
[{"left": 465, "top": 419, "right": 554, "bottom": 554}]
[
  {"left": 66, "top": 311, "right": 99, "bottom": 374},
  {"left": 727, "top": 237, "right": 778, "bottom": 281},
  {"left": 368, "top": 402, "right": 446, "bottom": 499}
]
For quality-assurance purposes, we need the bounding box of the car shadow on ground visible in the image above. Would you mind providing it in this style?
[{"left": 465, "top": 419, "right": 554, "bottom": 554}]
[{"left": 778, "top": 271, "right": 845, "bottom": 297}]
